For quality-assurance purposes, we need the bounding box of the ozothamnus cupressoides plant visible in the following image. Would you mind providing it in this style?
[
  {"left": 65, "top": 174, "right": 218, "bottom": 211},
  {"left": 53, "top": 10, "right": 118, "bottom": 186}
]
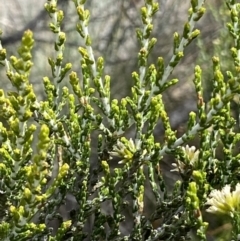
[{"left": 0, "top": 0, "right": 240, "bottom": 240}]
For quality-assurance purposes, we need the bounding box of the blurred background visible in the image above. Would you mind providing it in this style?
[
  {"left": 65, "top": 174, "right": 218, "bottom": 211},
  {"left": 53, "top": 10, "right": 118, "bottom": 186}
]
[{"left": 0, "top": 0, "right": 235, "bottom": 240}]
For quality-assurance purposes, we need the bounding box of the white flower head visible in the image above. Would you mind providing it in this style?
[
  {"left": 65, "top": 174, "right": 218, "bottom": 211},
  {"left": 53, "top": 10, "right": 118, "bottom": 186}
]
[
  {"left": 171, "top": 145, "right": 199, "bottom": 172},
  {"left": 109, "top": 137, "right": 137, "bottom": 164},
  {"left": 182, "top": 145, "right": 199, "bottom": 167},
  {"left": 206, "top": 183, "right": 240, "bottom": 216}
]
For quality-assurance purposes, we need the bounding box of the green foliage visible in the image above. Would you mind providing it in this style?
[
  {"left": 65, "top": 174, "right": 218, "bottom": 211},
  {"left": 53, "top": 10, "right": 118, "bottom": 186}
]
[{"left": 0, "top": 0, "right": 240, "bottom": 240}]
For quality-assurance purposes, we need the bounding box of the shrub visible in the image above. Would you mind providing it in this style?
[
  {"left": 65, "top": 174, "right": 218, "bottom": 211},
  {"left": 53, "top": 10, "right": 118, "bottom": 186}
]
[{"left": 0, "top": 0, "right": 240, "bottom": 240}]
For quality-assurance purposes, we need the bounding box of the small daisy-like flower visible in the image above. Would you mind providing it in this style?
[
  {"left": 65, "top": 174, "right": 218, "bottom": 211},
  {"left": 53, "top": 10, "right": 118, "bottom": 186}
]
[
  {"left": 109, "top": 137, "right": 137, "bottom": 164},
  {"left": 205, "top": 183, "right": 240, "bottom": 216}
]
